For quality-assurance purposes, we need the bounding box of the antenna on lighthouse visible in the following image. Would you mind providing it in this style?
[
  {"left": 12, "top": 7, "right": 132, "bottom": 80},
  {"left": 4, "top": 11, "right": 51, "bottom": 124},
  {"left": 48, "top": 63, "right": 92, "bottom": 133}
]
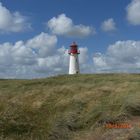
[{"left": 68, "top": 42, "right": 80, "bottom": 74}]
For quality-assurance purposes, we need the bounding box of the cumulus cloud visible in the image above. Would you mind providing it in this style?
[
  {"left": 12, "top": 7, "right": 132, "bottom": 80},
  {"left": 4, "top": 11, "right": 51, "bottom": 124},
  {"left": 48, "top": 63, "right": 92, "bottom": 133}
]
[
  {"left": 1, "top": 31, "right": 140, "bottom": 78},
  {"left": 0, "top": 32, "right": 90, "bottom": 78},
  {"left": 93, "top": 40, "right": 140, "bottom": 73},
  {"left": 126, "top": 0, "right": 140, "bottom": 25},
  {"left": 1, "top": 29, "right": 140, "bottom": 78},
  {"left": 26, "top": 32, "right": 57, "bottom": 57},
  {"left": 35, "top": 46, "right": 91, "bottom": 74},
  {"left": 0, "top": 32, "right": 57, "bottom": 78},
  {"left": 35, "top": 46, "right": 69, "bottom": 74},
  {"left": 0, "top": 2, "right": 31, "bottom": 33},
  {"left": 79, "top": 47, "right": 89, "bottom": 64},
  {"left": 47, "top": 14, "right": 94, "bottom": 37},
  {"left": 101, "top": 18, "right": 116, "bottom": 32}
]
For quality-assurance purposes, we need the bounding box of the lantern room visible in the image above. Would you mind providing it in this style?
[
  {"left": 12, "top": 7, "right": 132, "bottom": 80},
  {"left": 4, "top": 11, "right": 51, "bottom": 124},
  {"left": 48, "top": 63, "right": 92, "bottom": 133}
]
[{"left": 68, "top": 42, "right": 80, "bottom": 54}]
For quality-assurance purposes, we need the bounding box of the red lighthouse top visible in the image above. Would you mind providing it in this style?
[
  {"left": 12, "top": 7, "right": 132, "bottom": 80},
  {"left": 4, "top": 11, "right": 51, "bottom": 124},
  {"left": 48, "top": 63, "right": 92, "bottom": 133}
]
[{"left": 68, "top": 42, "right": 80, "bottom": 54}]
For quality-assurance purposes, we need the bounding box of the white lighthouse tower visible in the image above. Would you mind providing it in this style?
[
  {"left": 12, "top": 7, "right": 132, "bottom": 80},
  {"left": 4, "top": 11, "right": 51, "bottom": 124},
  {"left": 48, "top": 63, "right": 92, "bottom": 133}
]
[{"left": 68, "top": 42, "right": 80, "bottom": 74}]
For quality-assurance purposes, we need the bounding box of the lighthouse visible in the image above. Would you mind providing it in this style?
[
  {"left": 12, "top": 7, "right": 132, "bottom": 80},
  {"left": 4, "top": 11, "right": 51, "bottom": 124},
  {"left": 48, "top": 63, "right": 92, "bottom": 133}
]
[{"left": 68, "top": 42, "right": 80, "bottom": 74}]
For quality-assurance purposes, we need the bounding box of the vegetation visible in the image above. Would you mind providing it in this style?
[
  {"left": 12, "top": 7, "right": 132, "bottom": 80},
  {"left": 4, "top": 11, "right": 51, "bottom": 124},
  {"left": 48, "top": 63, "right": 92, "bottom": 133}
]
[{"left": 0, "top": 74, "right": 140, "bottom": 140}]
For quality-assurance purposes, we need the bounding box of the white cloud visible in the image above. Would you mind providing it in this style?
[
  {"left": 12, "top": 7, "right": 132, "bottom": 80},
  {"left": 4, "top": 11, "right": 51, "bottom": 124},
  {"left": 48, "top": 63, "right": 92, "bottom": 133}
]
[
  {"left": 0, "top": 32, "right": 58, "bottom": 78},
  {"left": 26, "top": 32, "right": 57, "bottom": 57},
  {"left": 36, "top": 53, "right": 68, "bottom": 74},
  {"left": 126, "top": 0, "right": 140, "bottom": 25},
  {"left": 0, "top": 43, "right": 13, "bottom": 66},
  {"left": 101, "top": 18, "right": 116, "bottom": 32},
  {"left": 93, "top": 53, "right": 108, "bottom": 68},
  {"left": 79, "top": 47, "right": 89, "bottom": 64},
  {"left": 1, "top": 31, "right": 140, "bottom": 78},
  {"left": 12, "top": 41, "right": 37, "bottom": 65},
  {"left": 0, "top": 2, "right": 31, "bottom": 33},
  {"left": 0, "top": 32, "right": 90, "bottom": 78},
  {"left": 35, "top": 45, "right": 91, "bottom": 74},
  {"left": 47, "top": 14, "right": 94, "bottom": 37},
  {"left": 93, "top": 40, "right": 140, "bottom": 72}
]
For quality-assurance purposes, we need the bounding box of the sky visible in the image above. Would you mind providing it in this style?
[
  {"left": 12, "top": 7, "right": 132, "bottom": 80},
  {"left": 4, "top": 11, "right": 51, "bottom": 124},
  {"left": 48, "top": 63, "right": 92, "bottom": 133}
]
[{"left": 0, "top": 0, "right": 140, "bottom": 78}]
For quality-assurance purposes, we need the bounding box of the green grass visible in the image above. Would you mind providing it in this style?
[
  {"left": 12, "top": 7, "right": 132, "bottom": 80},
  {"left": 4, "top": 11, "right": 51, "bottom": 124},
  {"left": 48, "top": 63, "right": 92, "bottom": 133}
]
[{"left": 0, "top": 74, "right": 140, "bottom": 140}]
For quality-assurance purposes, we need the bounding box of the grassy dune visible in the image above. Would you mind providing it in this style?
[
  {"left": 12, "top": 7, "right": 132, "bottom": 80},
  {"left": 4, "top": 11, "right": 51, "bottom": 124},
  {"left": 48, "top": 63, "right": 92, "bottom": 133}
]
[{"left": 0, "top": 74, "right": 140, "bottom": 140}]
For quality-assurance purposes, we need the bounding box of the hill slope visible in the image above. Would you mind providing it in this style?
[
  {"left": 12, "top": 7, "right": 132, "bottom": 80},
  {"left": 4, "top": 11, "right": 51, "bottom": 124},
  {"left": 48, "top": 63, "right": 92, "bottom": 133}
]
[{"left": 0, "top": 74, "right": 140, "bottom": 140}]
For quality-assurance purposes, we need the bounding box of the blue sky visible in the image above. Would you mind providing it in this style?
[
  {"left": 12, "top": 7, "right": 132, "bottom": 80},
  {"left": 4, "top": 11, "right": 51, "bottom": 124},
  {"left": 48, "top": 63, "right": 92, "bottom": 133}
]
[
  {"left": 1, "top": 0, "right": 138, "bottom": 48},
  {"left": 0, "top": 0, "right": 140, "bottom": 78}
]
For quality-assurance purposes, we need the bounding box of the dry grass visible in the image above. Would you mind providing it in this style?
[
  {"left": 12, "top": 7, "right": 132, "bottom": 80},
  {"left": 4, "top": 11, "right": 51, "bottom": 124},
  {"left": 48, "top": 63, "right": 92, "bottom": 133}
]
[{"left": 0, "top": 74, "right": 140, "bottom": 140}]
